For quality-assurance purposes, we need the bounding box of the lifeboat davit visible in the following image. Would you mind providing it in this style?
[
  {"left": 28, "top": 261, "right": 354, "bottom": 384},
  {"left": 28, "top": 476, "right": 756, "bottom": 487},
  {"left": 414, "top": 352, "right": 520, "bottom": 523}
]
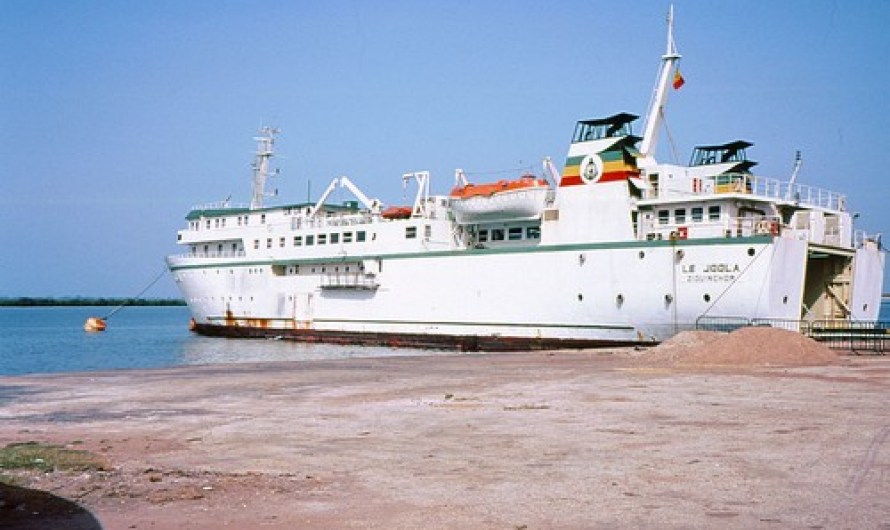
[{"left": 449, "top": 175, "right": 550, "bottom": 224}]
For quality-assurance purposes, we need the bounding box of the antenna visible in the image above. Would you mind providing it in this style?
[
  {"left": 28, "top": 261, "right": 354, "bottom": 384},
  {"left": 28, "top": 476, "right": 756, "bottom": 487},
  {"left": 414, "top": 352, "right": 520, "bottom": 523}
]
[
  {"left": 639, "top": 4, "right": 682, "bottom": 163},
  {"left": 785, "top": 150, "right": 802, "bottom": 200},
  {"left": 249, "top": 126, "right": 281, "bottom": 210}
]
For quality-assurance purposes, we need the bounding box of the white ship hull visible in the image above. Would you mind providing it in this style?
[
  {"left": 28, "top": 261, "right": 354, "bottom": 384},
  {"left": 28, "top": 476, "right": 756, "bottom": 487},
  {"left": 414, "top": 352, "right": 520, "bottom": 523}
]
[{"left": 168, "top": 233, "right": 857, "bottom": 349}]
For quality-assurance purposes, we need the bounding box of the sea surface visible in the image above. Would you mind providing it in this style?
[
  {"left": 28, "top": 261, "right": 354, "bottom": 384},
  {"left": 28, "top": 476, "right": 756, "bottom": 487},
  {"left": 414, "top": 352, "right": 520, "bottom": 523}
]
[
  {"left": 0, "top": 306, "right": 438, "bottom": 376},
  {"left": 1, "top": 302, "right": 889, "bottom": 376}
]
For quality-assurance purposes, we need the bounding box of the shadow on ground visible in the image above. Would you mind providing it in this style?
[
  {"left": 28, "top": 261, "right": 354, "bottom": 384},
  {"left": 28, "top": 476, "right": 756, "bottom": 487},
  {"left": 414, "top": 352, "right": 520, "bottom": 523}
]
[{"left": 0, "top": 483, "right": 101, "bottom": 530}]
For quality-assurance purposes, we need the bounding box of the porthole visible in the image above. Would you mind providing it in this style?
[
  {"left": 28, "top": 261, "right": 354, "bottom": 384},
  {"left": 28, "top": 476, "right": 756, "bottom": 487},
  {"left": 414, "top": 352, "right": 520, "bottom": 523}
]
[
  {"left": 577, "top": 293, "right": 583, "bottom": 302},
  {"left": 703, "top": 294, "right": 711, "bottom": 303},
  {"left": 638, "top": 251, "right": 645, "bottom": 259},
  {"left": 747, "top": 247, "right": 755, "bottom": 257},
  {"left": 616, "top": 294, "right": 624, "bottom": 307},
  {"left": 783, "top": 295, "right": 789, "bottom": 304}
]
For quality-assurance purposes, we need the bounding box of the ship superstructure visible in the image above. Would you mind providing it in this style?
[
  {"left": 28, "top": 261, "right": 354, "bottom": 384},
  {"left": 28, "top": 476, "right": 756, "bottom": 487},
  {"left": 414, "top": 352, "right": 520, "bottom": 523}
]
[{"left": 167, "top": 11, "right": 885, "bottom": 350}]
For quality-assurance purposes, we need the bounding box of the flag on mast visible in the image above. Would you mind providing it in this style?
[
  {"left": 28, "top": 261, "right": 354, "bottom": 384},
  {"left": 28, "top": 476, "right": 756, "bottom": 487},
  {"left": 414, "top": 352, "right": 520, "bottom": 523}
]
[{"left": 672, "top": 67, "right": 685, "bottom": 90}]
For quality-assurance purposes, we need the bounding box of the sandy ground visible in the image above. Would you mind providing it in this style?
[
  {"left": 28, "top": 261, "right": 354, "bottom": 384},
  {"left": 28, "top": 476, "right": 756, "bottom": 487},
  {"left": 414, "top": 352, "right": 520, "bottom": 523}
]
[{"left": 1, "top": 348, "right": 889, "bottom": 529}]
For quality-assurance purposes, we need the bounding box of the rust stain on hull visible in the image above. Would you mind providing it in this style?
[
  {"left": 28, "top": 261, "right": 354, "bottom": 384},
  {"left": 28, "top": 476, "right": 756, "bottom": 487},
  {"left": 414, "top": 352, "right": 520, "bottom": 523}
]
[{"left": 190, "top": 323, "right": 642, "bottom": 352}]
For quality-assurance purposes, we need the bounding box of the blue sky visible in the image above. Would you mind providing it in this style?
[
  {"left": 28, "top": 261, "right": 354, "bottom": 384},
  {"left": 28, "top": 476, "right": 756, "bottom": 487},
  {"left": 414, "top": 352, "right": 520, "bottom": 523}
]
[{"left": 1, "top": 0, "right": 888, "bottom": 298}]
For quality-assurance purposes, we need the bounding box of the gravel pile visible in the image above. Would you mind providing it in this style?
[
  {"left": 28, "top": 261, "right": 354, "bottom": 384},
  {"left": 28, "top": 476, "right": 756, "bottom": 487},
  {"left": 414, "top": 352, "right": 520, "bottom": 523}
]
[{"left": 643, "top": 327, "right": 838, "bottom": 366}]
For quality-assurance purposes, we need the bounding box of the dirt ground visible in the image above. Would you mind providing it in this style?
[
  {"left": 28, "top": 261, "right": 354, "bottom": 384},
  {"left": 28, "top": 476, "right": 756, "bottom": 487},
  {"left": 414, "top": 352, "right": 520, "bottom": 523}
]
[{"left": 1, "top": 345, "right": 889, "bottom": 529}]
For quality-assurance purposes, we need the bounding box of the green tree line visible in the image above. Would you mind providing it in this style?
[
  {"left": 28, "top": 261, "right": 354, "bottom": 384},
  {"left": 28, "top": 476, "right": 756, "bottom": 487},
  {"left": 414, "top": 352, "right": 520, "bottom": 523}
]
[{"left": 0, "top": 297, "right": 186, "bottom": 307}]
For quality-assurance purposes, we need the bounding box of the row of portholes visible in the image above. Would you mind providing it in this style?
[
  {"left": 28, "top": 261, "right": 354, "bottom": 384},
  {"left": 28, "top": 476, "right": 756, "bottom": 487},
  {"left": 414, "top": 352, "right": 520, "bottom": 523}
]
[
  {"left": 577, "top": 292, "right": 788, "bottom": 306},
  {"left": 188, "top": 296, "right": 255, "bottom": 303},
  {"left": 285, "top": 265, "right": 355, "bottom": 275},
  {"left": 201, "top": 268, "right": 266, "bottom": 275},
  {"left": 578, "top": 293, "right": 756, "bottom": 307},
  {"left": 634, "top": 247, "right": 758, "bottom": 260}
]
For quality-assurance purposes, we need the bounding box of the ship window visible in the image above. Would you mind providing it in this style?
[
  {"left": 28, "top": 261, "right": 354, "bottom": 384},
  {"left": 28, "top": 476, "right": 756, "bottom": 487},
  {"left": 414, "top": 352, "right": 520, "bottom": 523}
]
[
  {"left": 253, "top": 239, "right": 259, "bottom": 250},
  {"left": 232, "top": 243, "right": 237, "bottom": 252},
  {"left": 491, "top": 229, "right": 505, "bottom": 241},
  {"left": 658, "top": 210, "right": 669, "bottom": 225},
  {"left": 343, "top": 232, "right": 353, "bottom": 243},
  {"left": 206, "top": 220, "right": 211, "bottom": 229},
  {"left": 424, "top": 225, "right": 432, "bottom": 238},
  {"left": 357, "top": 231, "right": 366, "bottom": 242},
  {"left": 508, "top": 227, "right": 523, "bottom": 240},
  {"left": 674, "top": 208, "right": 686, "bottom": 224},
  {"left": 330, "top": 233, "right": 340, "bottom": 244},
  {"left": 217, "top": 244, "right": 223, "bottom": 253},
  {"left": 279, "top": 237, "right": 285, "bottom": 248},
  {"left": 203, "top": 244, "right": 209, "bottom": 254},
  {"left": 478, "top": 229, "right": 489, "bottom": 242},
  {"left": 405, "top": 226, "right": 417, "bottom": 239},
  {"left": 294, "top": 236, "right": 302, "bottom": 246},
  {"left": 691, "top": 207, "right": 704, "bottom": 222},
  {"left": 221, "top": 218, "right": 226, "bottom": 227},
  {"left": 708, "top": 205, "right": 721, "bottom": 221},
  {"left": 266, "top": 238, "right": 272, "bottom": 249},
  {"left": 318, "top": 234, "right": 327, "bottom": 245},
  {"left": 526, "top": 226, "right": 541, "bottom": 239},
  {"left": 244, "top": 216, "right": 249, "bottom": 225},
  {"left": 261, "top": 214, "right": 266, "bottom": 224},
  {"left": 306, "top": 235, "right": 315, "bottom": 246}
]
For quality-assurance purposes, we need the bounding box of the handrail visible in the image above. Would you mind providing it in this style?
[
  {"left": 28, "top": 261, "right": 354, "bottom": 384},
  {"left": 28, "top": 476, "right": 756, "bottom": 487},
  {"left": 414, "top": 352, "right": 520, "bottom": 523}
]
[
  {"left": 645, "top": 173, "right": 847, "bottom": 212},
  {"left": 695, "top": 315, "right": 889, "bottom": 353}
]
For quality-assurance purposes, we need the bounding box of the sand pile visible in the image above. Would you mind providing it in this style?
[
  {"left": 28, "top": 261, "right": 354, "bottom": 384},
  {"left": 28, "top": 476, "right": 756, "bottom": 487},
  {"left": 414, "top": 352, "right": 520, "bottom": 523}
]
[{"left": 644, "top": 326, "right": 838, "bottom": 367}]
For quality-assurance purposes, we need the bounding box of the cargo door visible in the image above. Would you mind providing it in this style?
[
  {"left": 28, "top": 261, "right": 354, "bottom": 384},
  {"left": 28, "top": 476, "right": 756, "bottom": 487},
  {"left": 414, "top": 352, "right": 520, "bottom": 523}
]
[
  {"left": 802, "top": 248, "right": 853, "bottom": 320},
  {"left": 294, "top": 292, "right": 314, "bottom": 329}
]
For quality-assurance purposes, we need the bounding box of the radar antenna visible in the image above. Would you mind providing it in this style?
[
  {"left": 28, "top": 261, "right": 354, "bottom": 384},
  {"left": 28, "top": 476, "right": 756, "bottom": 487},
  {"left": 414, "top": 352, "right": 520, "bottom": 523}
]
[{"left": 250, "top": 126, "right": 281, "bottom": 209}]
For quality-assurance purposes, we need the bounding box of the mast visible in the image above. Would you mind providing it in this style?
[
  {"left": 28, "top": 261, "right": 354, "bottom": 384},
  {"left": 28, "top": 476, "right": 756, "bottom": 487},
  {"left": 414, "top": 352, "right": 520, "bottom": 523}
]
[
  {"left": 639, "top": 5, "right": 681, "bottom": 161},
  {"left": 250, "top": 126, "right": 280, "bottom": 210}
]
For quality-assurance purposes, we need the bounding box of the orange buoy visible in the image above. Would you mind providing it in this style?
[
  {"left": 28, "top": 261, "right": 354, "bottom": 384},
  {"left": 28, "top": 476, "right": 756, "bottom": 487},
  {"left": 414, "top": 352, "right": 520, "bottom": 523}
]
[{"left": 84, "top": 317, "right": 107, "bottom": 332}]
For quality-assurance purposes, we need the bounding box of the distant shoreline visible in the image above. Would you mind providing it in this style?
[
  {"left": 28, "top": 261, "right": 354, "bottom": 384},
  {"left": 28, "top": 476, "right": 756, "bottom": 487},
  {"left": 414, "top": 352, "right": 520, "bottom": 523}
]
[{"left": 0, "top": 297, "right": 186, "bottom": 307}]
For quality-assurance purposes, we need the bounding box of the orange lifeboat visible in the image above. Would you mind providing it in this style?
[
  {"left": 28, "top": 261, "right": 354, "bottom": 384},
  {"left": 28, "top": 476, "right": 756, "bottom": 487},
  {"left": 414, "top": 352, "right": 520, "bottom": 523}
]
[
  {"left": 450, "top": 174, "right": 548, "bottom": 199},
  {"left": 381, "top": 206, "right": 413, "bottom": 220},
  {"left": 449, "top": 174, "right": 550, "bottom": 224}
]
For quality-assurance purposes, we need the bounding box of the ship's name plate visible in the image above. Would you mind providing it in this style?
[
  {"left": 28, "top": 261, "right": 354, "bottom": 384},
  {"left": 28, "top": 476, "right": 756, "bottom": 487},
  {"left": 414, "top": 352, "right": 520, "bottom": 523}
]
[{"left": 681, "top": 262, "right": 741, "bottom": 283}]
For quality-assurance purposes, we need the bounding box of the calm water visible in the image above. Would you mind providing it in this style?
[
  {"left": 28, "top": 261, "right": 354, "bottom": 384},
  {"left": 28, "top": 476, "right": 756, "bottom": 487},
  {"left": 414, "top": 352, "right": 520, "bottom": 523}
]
[
  {"left": 1, "top": 302, "right": 889, "bottom": 376},
  {"left": 0, "top": 306, "right": 437, "bottom": 376}
]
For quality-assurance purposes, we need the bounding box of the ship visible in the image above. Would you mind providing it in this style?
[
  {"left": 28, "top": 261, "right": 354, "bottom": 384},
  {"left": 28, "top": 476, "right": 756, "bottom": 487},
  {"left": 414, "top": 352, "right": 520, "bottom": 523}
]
[{"left": 166, "top": 10, "right": 885, "bottom": 351}]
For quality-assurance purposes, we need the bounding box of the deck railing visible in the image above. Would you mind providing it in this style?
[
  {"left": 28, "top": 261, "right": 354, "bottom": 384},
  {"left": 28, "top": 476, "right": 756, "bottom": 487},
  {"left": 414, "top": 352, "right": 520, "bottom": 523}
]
[
  {"left": 695, "top": 316, "right": 889, "bottom": 353},
  {"left": 647, "top": 173, "right": 847, "bottom": 212}
]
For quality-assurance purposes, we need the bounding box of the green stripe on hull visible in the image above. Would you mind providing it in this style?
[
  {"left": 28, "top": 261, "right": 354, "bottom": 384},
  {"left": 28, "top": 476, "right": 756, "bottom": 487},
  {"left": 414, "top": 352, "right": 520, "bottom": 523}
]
[{"left": 168, "top": 235, "right": 773, "bottom": 271}]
